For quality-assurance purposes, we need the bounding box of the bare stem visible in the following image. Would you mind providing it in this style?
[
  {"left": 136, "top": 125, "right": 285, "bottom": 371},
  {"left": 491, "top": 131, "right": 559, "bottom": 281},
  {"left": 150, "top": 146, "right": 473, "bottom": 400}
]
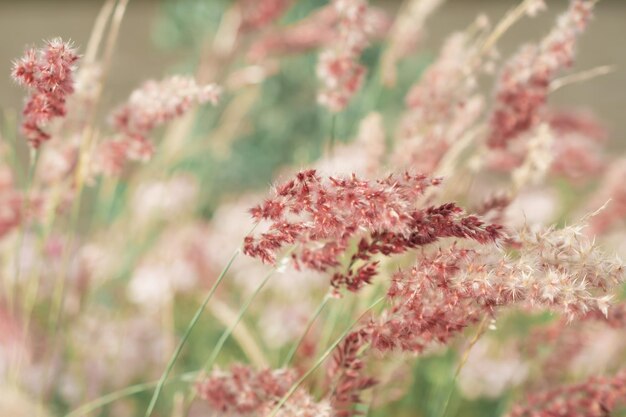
[
  {"left": 183, "top": 264, "right": 279, "bottom": 409},
  {"left": 267, "top": 296, "right": 385, "bottom": 417},
  {"left": 282, "top": 294, "right": 332, "bottom": 367},
  {"left": 201, "top": 268, "right": 274, "bottom": 372},
  {"left": 143, "top": 249, "right": 240, "bottom": 417},
  {"left": 439, "top": 316, "right": 490, "bottom": 417},
  {"left": 11, "top": 148, "right": 39, "bottom": 313},
  {"left": 209, "top": 299, "right": 270, "bottom": 368},
  {"left": 550, "top": 65, "right": 614, "bottom": 92},
  {"left": 84, "top": 0, "right": 117, "bottom": 65},
  {"left": 64, "top": 371, "right": 198, "bottom": 417}
]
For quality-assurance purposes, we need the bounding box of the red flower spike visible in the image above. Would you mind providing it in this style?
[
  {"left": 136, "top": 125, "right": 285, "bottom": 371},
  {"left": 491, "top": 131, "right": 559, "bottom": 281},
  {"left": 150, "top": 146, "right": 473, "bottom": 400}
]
[
  {"left": 12, "top": 38, "right": 79, "bottom": 148},
  {"left": 244, "top": 170, "right": 504, "bottom": 292}
]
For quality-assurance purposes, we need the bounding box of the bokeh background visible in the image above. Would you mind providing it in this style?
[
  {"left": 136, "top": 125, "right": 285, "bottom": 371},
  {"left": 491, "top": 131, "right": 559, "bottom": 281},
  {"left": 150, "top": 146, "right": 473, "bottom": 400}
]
[
  {"left": 1, "top": 2, "right": 625, "bottom": 417},
  {"left": 1, "top": 0, "right": 624, "bottom": 145}
]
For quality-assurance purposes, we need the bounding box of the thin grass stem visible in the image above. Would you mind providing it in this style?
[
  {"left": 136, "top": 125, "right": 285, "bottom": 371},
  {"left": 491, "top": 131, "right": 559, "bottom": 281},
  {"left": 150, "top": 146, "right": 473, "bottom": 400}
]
[
  {"left": 267, "top": 296, "right": 385, "bottom": 417},
  {"left": 11, "top": 148, "right": 39, "bottom": 313},
  {"left": 182, "top": 265, "right": 277, "bottom": 410},
  {"left": 439, "top": 316, "right": 489, "bottom": 417},
  {"left": 143, "top": 249, "right": 240, "bottom": 417},
  {"left": 282, "top": 294, "right": 331, "bottom": 367},
  {"left": 65, "top": 371, "right": 198, "bottom": 417},
  {"left": 202, "top": 268, "right": 274, "bottom": 372}
]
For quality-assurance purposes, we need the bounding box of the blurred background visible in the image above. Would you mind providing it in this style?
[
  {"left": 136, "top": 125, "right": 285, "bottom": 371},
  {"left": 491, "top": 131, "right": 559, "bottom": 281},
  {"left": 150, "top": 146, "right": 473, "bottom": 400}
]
[
  {"left": 1, "top": 2, "right": 625, "bottom": 416},
  {"left": 1, "top": 0, "right": 624, "bottom": 145}
]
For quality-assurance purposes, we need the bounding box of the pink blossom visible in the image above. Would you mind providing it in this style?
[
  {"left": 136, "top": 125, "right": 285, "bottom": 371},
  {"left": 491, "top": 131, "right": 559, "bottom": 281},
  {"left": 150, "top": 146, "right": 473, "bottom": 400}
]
[
  {"left": 545, "top": 110, "right": 607, "bottom": 181},
  {"left": 244, "top": 170, "right": 503, "bottom": 293},
  {"left": 248, "top": 4, "right": 390, "bottom": 62},
  {"left": 197, "top": 365, "right": 295, "bottom": 414},
  {"left": 95, "top": 76, "right": 221, "bottom": 175},
  {"left": 316, "top": 0, "right": 374, "bottom": 112},
  {"left": 487, "top": 0, "right": 595, "bottom": 148},
  {"left": 327, "top": 329, "right": 377, "bottom": 417},
  {"left": 368, "top": 247, "right": 489, "bottom": 353},
  {"left": 508, "top": 370, "right": 626, "bottom": 417},
  {"left": 110, "top": 76, "right": 221, "bottom": 137},
  {"left": 248, "top": 6, "right": 339, "bottom": 62},
  {"left": 94, "top": 134, "right": 155, "bottom": 176},
  {"left": 196, "top": 364, "right": 332, "bottom": 417},
  {"left": 11, "top": 38, "right": 79, "bottom": 147},
  {"left": 240, "top": 0, "right": 292, "bottom": 31},
  {"left": 523, "top": 310, "right": 626, "bottom": 385},
  {"left": 367, "top": 223, "right": 624, "bottom": 354},
  {"left": 393, "top": 31, "right": 484, "bottom": 173},
  {"left": 486, "top": 109, "right": 608, "bottom": 183}
]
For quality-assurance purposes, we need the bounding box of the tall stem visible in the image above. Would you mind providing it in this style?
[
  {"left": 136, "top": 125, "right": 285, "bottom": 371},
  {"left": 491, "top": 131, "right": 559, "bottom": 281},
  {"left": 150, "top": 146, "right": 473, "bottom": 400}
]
[
  {"left": 202, "top": 268, "right": 274, "bottom": 372},
  {"left": 439, "top": 316, "right": 489, "bottom": 417},
  {"left": 7, "top": 148, "right": 39, "bottom": 382},
  {"left": 183, "top": 266, "right": 277, "bottom": 410},
  {"left": 143, "top": 249, "right": 239, "bottom": 417},
  {"left": 64, "top": 371, "right": 198, "bottom": 417},
  {"left": 11, "top": 148, "right": 39, "bottom": 312},
  {"left": 282, "top": 294, "right": 331, "bottom": 367},
  {"left": 268, "top": 296, "right": 385, "bottom": 417}
]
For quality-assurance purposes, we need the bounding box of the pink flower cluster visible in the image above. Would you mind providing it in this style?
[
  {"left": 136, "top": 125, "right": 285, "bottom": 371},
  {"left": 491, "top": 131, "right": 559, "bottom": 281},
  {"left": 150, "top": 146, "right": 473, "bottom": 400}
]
[
  {"left": 196, "top": 364, "right": 332, "bottom": 416},
  {"left": 522, "top": 303, "right": 626, "bottom": 386},
  {"left": 368, "top": 247, "right": 487, "bottom": 353},
  {"left": 248, "top": 4, "right": 390, "bottom": 63},
  {"left": 243, "top": 170, "right": 503, "bottom": 292},
  {"left": 487, "top": 0, "right": 594, "bottom": 148},
  {"left": 11, "top": 38, "right": 79, "bottom": 147},
  {"left": 394, "top": 31, "right": 484, "bottom": 172},
  {"left": 508, "top": 369, "right": 626, "bottom": 417},
  {"left": 366, "top": 223, "right": 624, "bottom": 353},
  {"left": 317, "top": 0, "right": 373, "bottom": 112},
  {"left": 240, "top": 0, "right": 292, "bottom": 31},
  {"left": 547, "top": 110, "right": 607, "bottom": 181},
  {"left": 327, "top": 329, "right": 377, "bottom": 417},
  {"left": 197, "top": 365, "right": 295, "bottom": 414},
  {"left": 96, "top": 76, "right": 221, "bottom": 175},
  {"left": 317, "top": 220, "right": 624, "bottom": 410},
  {"left": 487, "top": 109, "right": 608, "bottom": 183},
  {"left": 248, "top": 6, "right": 339, "bottom": 62},
  {"left": 402, "top": 33, "right": 474, "bottom": 128}
]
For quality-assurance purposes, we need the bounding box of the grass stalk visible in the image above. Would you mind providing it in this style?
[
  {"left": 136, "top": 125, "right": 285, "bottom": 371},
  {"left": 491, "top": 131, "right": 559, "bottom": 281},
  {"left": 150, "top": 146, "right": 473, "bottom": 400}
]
[
  {"left": 202, "top": 268, "right": 274, "bottom": 372},
  {"left": 439, "top": 316, "right": 489, "bottom": 417},
  {"left": 282, "top": 294, "right": 331, "bottom": 367},
  {"left": 143, "top": 249, "right": 240, "bottom": 417},
  {"left": 65, "top": 371, "right": 198, "bottom": 417},
  {"left": 11, "top": 148, "right": 39, "bottom": 313},
  {"left": 267, "top": 296, "right": 385, "bottom": 417}
]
